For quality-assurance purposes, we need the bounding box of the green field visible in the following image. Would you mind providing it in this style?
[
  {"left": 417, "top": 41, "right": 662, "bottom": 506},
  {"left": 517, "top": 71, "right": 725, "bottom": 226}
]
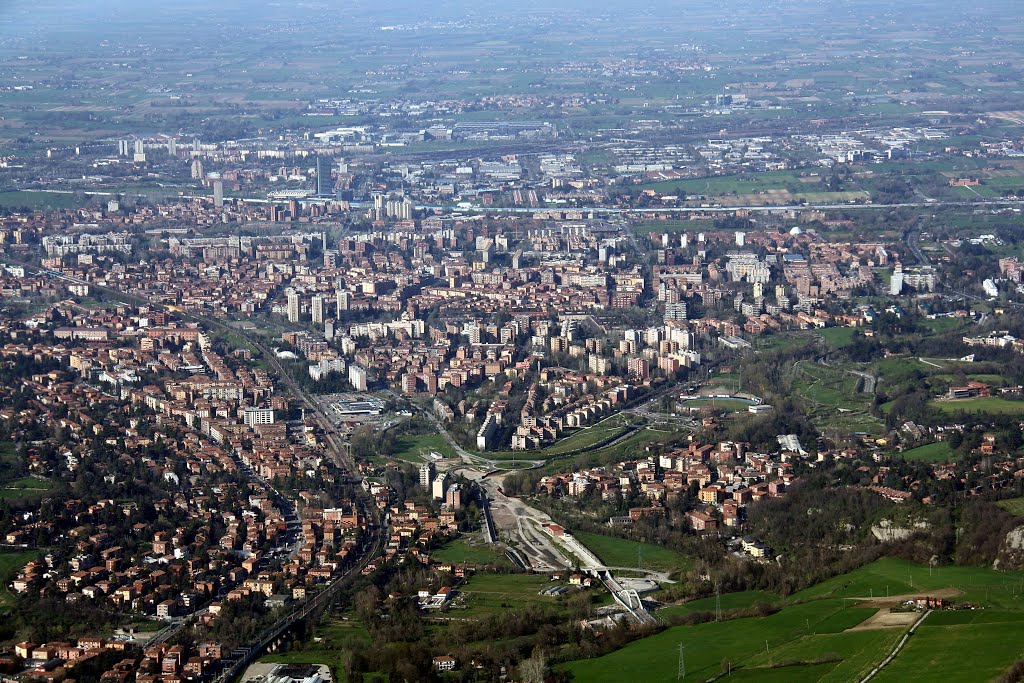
[
  {"left": 562, "top": 598, "right": 882, "bottom": 682},
  {"left": 482, "top": 413, "right": 636, "bottom": 462},
  {"left": 260, "top": 614, "right": 371, "bottom": 683},
  {"left": 793, "top": 361, "right": 882, "bottom": 434},
  {"left": 0, "top": 550, "right": 36, "bottom": 609},
  {"left": 430, "top": 537, "right": 512, "bottom": 568},
  {"left": 537, "top": 427, "right": 673, "bottom": 474},
  {"left": 997, "top": 497, "right": 1024, "bottom": 517},
  {"left": 0, "top": 190, "right": 93, "bottom": 210},
  {"left": 873, "top": 620, "right": 1024, "bottom": 682},
  {"left": 573, "top": 531, "right": 690, "bottom": 574},
  {"left": 0, "top": 477, "right": 53, "bottom": 501},
  {"left": 389, "top": 433, "right": 455, "bottom": 463},
  {"left": 562, "top": 558, "right": 1024, "bottom": 682},
  {"left": 817, "top": 327, "right": 857, "bottom": 349},
  {"left": 899, "top": 442, "right": 954, "bottom": 463},
  {"left": 659, "top": 590, "right": 780, "bottom": 619},
  {"left": 932, "top": 396, "right": 1024, "bottom": 415},
  {"left": 680, "top": 398, "right": 752, "bottom": 413},
  {"left": 455, "top": 573, "right": 567, "bottom": 618}
]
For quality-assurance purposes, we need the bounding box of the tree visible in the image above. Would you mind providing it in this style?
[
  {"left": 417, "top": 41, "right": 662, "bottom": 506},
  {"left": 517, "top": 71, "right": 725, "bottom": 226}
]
[{"left": 518, "top": 650, "right": 548, "bottom": 683}]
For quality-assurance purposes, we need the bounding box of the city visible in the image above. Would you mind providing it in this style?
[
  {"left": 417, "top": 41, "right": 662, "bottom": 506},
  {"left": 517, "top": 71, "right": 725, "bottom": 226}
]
[{"left": 1, "top": 0, "right": 1024, "bottom": 681}]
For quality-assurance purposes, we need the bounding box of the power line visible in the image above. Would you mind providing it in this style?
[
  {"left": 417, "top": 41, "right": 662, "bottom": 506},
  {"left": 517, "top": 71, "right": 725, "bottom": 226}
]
[{"left": 677, "top": 643, "right": 686, "bottom": 680}]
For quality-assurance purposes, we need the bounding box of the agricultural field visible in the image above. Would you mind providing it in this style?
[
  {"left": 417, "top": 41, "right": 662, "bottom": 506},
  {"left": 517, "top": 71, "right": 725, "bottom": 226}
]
[
  {"left": 659, "top": 590, "right": 780, "bottom": 619},
  {"left": 572, "top": 531, "right": 691, "bottom": 574},
  {"left": 562, "top": 557, "right": 1024, "bottom": 682},
  {"left": 898, "top": 442, "right": 954, "bottom": 463}
]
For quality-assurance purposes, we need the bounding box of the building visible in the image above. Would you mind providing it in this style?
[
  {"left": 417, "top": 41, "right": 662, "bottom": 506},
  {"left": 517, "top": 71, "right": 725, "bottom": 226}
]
[
  {"left": 213, "top": 179, "right": 224, "bottom": 208},
  {"left": 432, "top": 656, "right": 456, "bottom": 672},
  {"left": 890, "top": 266, "right": 904, "bottom": 295},
  {"left": 287, "top": 290, "right": 300, "bottom": 323},
  {"left": 445, "top": 484, "right": 463, "bottom": 510},
  {"left": 336, "top": 289, "right": 351, "bottom": 316},
  {"left": 477, "top": 413, "right": 499, "bottom": 450},
  {"left": 419, "top": 463, "right": 434, "bottom": 489},
  {"left": 349, "top": 364, "right": 368, "bottom": 391},
  {"left": 948, "top": 381, "right": 990, "bottom": 399},
  {"left": 432, "top": 472, "right": 449, "bottom": 500},
  {"left": 311, "top": 295, "right": 325, "bottom": 325},
  {"left": 243, "top": 407, "right": 276, "bottom": 427}
]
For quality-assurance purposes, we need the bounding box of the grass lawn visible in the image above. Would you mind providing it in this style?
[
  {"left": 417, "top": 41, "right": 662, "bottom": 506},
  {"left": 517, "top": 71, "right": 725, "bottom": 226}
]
[
  {"left": 898, "top": 442, "right": 954, "bottom": 463},
  {"left": 455, "top": 573, "right": 567, "bottom": 619},
  {"left": 430, "top": 537, "right": 512, "bottom": 568},
  {"left": 0, "top": 477, "right": 53, "bottom": 501},
  {"left": 573, "top": 531, "right": 690, "bottom": 574},
  {"left": 817, "top": 327, "right": 857, "bottom": 349},
  {"left": 932, "top": 396, "right": 1024, "bottom": 415},
  {"left": 388, "top": 433, "right": 455, "bottom": 463}
]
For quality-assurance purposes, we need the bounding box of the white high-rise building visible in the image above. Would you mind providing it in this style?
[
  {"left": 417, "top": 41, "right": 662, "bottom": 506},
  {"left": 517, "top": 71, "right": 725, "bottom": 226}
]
[
  {"left": 349, "top": 364, "right": 367, "bottom": 391},
  {"left": 287, "top": 290, "right": 300, "bottom": 323},
  {"left": 311, "top": 295, "right": 325, "bottom": 324},
  {"left": 890, "top": 266, "right": 904, "bottom": 296},
  {"left": 419, "top": 463, "right": 434, "bottom": 489}
]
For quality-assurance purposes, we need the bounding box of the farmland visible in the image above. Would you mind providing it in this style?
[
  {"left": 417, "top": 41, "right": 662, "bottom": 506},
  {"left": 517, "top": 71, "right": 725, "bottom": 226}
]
[{"left": 562, "top": 557, "right": 1024, "bottom": 682}]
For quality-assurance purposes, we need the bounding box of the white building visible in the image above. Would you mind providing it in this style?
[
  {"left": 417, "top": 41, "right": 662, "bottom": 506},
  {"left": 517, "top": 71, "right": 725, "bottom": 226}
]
[
  {"left": 349, "top": 364, "right": 368, "bottom": 391},
  {"left": 244, "top": 407, "right": 276, "bottom": 427}
]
